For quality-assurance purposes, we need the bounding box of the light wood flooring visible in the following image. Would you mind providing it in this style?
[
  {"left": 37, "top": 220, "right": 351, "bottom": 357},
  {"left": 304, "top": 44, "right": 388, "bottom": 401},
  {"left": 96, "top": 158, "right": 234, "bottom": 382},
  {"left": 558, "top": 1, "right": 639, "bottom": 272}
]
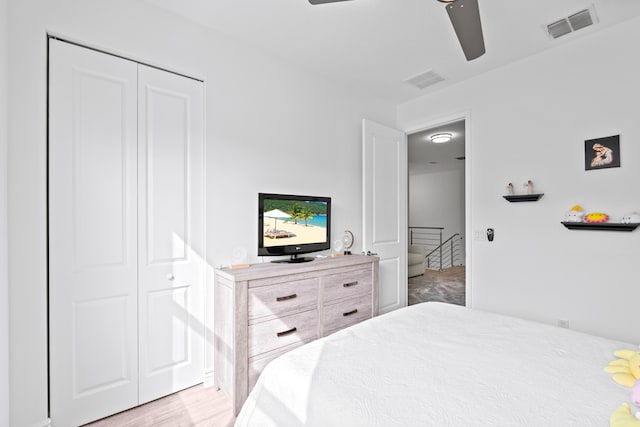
[{"left": 83, "top": 384, "right": 235, "bottom": 427}]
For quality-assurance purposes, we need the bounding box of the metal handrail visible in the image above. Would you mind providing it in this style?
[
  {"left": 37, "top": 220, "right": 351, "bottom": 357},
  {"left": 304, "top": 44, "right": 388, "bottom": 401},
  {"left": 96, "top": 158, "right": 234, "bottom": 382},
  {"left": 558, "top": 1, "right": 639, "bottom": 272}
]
[
  {"left": 425, "top": 233, "right": 460, "bottom": 258},
  {"left": 426, "top": 234, "right": 463, "bottom": 271},
  {"left": 409, "top": 227, "right": 463, "bottom": 271},
  {"left": 409, "top": 227, "right": 443, "bottom": 247}
]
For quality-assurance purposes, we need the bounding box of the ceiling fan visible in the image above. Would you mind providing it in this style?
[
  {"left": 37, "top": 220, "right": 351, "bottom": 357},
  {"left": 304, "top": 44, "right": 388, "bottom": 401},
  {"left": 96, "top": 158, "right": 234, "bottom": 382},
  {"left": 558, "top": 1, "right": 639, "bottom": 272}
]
[{"left": 308, "top": 0, "right": 486, "bottom": 61}]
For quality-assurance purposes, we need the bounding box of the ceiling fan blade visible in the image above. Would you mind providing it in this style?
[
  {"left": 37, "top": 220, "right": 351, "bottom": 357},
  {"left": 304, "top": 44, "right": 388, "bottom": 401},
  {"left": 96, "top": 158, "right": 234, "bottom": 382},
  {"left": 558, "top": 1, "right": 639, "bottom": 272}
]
[
  {"left": 308, "top": 0, "right": 352, "bottom": 4},
  {"left": 445, "top": 0, "right": 486, "bottom": 61}
]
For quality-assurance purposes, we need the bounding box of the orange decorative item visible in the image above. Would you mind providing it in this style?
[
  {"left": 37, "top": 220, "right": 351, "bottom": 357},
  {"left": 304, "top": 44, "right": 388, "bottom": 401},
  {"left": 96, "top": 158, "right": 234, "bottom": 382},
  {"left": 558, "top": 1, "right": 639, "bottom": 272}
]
[{"left": 584, "top": 212, "right": 609, "bottom": 223}]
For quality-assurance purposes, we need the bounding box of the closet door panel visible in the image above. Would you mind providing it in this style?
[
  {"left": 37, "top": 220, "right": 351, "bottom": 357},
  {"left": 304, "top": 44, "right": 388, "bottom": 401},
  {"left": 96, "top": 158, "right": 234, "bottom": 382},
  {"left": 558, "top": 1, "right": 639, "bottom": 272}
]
[
  {"left": 49, "top": 40, "right": 138, "bottom": 427},
  {"left": 137, "top": 65, "right": 205, "bottom": 404}
]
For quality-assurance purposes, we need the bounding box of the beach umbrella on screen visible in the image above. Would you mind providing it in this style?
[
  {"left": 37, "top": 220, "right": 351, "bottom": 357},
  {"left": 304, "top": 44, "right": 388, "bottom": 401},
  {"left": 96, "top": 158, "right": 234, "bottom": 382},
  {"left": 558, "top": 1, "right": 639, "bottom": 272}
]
[{"left": 264, "top": 209, "right": 291, "bottom": 232}]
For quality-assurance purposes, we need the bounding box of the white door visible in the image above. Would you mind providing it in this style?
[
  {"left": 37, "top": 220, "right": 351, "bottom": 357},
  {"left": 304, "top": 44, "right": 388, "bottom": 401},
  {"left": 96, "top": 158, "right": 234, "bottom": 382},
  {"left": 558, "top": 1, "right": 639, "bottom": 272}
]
[
  {"left": 137, "top": 65, "right": 205, "bottom": 404},
  {"left": 362, "top": 119, "right": 407, "bottom": 314},
  {"left": 49, "top": 40, "right": 139, "bottom": 426},
  {"left": 50, "top": 40, "right": 205, "bottom": 424}
]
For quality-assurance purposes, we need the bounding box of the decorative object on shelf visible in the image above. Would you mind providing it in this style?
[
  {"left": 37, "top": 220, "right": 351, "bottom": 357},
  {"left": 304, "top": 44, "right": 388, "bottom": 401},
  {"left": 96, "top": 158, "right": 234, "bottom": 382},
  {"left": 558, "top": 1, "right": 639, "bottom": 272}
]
[
  {"left": 342, "top": 230, "right": 355, "bottom": 255},
  {"left": 525, "top": 179, "right": 534, "bottom": 195},
  {"left": 564, "top": 205, "right": 585, "bottom": 222},
  {"left": 585, "top": 134, "right": 620, "bottom": 171},
  {"left": 584, "top": 212, "right": 610, "bottom": 223},
  {"left": 506, "top": 182, "right": 514, "bottom": 196},
  {"left": 503, "top": 179, "right": 543, "bottom": 202},
  {"left": 562, "top": 206, "right": 640, "bottom": 231},
  {"left": 622, "top": 212, "right": 640, "bottom": 224}
]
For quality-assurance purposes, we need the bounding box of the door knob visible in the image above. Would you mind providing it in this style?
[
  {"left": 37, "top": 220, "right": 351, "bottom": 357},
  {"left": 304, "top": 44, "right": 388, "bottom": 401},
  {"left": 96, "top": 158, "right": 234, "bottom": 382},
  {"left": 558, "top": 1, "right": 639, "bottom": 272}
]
[{"left": 167, "top": 274, "right": 175, "bottom": 281}]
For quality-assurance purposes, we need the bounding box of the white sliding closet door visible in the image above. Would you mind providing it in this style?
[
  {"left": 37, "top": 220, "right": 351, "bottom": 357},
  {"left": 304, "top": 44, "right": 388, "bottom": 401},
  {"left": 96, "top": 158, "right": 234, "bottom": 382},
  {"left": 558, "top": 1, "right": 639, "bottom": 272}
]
[
  {"left": 137, "top": 65, "right": 205, "bottom": 404},
  {"left": 49, "top": 40, "right": 139, "bottom": 426},
  {"left": 49, "top": 39, "right": 205, "bottom": 425}
]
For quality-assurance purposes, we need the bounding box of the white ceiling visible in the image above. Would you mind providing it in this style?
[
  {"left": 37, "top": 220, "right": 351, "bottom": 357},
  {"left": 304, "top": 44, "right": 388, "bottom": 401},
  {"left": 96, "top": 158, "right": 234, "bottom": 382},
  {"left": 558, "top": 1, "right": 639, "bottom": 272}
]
[
  {"left": 408, "top": 119, "right": 465, "bottom": 175},
  {"left": 144, "top": 0, "right": 640, "bottom": 104}
]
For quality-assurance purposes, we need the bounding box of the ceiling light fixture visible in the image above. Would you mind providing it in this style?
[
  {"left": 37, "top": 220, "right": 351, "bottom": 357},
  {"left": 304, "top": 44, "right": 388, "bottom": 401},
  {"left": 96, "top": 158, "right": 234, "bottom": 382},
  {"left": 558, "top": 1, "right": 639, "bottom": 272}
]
[{"left": 430, "top": 133, "right": 452, "bottom": 144}]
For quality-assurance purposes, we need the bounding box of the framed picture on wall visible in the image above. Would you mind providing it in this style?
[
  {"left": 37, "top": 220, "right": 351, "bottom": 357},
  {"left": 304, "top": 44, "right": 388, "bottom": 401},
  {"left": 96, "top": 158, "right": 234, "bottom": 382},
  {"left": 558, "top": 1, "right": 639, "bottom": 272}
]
[{"left": 584, "top": 135, "right": 620, "bottom": 171}]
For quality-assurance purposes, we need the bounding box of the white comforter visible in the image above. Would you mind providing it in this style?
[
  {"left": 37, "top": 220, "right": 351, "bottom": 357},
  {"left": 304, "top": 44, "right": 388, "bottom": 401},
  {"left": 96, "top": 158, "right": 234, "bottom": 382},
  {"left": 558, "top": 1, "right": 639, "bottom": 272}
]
[{"left": 235, "top": 302, "right": 634, "bottom": 426}]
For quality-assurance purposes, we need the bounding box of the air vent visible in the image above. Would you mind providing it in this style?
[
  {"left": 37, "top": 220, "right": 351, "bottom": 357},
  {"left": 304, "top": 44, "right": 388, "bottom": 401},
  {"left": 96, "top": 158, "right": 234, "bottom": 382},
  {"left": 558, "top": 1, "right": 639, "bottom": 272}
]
[
  {"left": 546, "top": 8, "right": 596, "bottom": 39},
  {"left": 405, "top": 69, "right": 445, "bottom": 89},
  {"left": 547, "top": 19, "right": 572, "bottom": 39},
  {"left": 568, "top": 9, "right": 593, "bottom": 31}
]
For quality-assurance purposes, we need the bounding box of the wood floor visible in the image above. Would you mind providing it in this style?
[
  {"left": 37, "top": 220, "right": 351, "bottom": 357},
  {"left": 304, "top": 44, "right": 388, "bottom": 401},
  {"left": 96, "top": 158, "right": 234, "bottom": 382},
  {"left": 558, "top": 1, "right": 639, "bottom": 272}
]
[{"left": 83, "top": 384, "right": 235, "bottom": 427}]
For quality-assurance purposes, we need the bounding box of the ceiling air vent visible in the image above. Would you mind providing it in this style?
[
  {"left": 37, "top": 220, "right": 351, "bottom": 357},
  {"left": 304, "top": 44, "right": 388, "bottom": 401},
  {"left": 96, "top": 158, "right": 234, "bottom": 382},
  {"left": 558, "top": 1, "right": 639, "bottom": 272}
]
[
  {"left": 405, "top": 69, "right": 445, "bottom": 90},
  {"left": 568, "top": 9, "right": 593, "bottom": 31},
  {"left": 547, "top": 19, "right": 572, "bottom": 39},
  {"left": 546, "top": 8, "right": 597, "bottom": 39}
]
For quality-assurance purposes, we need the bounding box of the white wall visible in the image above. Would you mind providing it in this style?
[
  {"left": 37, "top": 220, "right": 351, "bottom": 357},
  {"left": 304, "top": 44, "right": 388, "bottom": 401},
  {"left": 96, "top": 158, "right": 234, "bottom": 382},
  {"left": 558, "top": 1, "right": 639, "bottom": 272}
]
[
  {"left": 398, "top": 17, "right": 640, "bottom": 344},
  {"left": 0, "top": 0, "right": 10, "bottom": 425},
  {"left": 409, "top": 168, "right": 465, "bottom": 265},
  {"left": 409, "top": 168, "right": 465, "bottom": 234},
  {"left": 8, "top": 0, "right": 395, "bottom": 425}
]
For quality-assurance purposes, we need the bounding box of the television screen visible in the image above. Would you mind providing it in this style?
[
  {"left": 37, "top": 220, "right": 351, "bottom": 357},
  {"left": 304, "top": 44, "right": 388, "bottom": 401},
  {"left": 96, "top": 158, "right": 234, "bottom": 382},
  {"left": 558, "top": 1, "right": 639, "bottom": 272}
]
[{"left": 258, "top": 193, "right": 331, "bottom": 262}]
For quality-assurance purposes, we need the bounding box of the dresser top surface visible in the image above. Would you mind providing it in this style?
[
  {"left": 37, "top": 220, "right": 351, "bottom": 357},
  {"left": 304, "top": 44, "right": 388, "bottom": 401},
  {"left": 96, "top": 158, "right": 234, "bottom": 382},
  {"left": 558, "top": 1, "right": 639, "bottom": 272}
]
[{"left": 216, "top": 254, "right": 378, "bottom": 282}]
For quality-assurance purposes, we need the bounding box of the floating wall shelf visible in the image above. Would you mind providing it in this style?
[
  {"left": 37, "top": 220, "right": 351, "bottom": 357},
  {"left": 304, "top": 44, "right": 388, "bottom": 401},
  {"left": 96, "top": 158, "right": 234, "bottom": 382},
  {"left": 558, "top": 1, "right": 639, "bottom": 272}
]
[
  {"left": 503, "top": 194, "right": 544, "bottom": 202},
  {"left": 560, "top": 222, "right": 640, "bottom": 232}
]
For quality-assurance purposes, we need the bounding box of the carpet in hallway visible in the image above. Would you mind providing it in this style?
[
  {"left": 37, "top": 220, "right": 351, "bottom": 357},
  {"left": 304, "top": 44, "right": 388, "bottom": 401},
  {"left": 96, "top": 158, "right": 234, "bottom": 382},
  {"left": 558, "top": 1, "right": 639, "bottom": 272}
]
[{"left": 408, "top": 266, "right": 465, "bottom": 306}]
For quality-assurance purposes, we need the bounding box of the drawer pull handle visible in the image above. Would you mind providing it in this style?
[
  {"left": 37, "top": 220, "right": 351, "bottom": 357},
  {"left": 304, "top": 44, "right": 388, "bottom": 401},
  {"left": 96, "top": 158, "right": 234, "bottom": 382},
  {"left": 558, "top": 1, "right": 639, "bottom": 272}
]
[
  {"left": 343, "top": 281, "right": 359, "bottom": 288},
  {"left": 276, "top": 293, "right": 297, "bottom": 302},
  {"left": 276, "top": 327, "right": 297, "bottom": 337},
  {"left": 343, "top": 309, "right": 358, "bottom": 317}
]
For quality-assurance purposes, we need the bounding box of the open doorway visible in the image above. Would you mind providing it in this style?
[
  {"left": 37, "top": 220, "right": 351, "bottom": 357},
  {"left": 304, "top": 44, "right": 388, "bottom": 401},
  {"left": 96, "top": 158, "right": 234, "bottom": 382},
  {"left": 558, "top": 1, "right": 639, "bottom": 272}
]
[{"left": 407, "top": 119, "right": 466, "bottom": 306}]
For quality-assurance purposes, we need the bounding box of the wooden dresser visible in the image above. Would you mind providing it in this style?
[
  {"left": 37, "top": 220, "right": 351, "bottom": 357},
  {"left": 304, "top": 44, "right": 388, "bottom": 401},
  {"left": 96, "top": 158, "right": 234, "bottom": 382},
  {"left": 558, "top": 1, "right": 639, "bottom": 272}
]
[{"left": 214, "top": 255, "right": 379, "bottom": 415}]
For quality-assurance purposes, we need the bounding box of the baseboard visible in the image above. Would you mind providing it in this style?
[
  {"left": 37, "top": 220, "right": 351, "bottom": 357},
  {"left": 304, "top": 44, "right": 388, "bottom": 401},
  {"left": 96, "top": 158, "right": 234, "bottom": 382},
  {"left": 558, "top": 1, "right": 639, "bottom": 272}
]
[
  {"left": 203, "top": 371, "right": 216, "bottom": 388},
  {"left": 24, "top": 418, "right": 51, "bottom": 427}
]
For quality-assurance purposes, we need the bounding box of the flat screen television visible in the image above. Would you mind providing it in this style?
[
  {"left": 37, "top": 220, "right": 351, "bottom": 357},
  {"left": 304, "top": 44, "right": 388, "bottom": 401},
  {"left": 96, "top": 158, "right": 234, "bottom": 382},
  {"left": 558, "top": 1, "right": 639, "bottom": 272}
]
[{"left": 258, "top": 192, "right": 331, "bottom": 263}]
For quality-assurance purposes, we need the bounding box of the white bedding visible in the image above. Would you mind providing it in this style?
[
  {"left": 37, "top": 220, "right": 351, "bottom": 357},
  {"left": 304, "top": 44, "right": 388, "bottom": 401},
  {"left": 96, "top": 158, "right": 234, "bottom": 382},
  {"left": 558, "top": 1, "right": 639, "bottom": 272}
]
[{"left": 235, "top": 302, "right": 635, "bottom": 426}]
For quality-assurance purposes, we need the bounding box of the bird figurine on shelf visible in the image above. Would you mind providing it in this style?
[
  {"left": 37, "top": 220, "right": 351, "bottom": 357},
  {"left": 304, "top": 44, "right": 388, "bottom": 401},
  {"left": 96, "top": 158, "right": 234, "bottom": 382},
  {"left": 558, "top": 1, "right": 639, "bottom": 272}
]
[
  {"left": 506, "top": 182, "right": 514, "bottom": 196},
  {"left": 526, "top": 180, "right": 534, "bottom": 195}
]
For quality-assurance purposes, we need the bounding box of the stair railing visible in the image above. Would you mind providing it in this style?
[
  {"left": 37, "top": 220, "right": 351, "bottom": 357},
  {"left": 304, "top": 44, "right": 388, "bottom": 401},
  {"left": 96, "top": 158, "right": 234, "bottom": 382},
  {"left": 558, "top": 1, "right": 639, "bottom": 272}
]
[
  {"left": 408, "top": 226, "right": 443, "bottom": 250},
  {"left": 425, "top": 233, "right": 463, "bottom": 271},
  {"left": 409, "top": 227, "right": 464, "bottom": 271}
]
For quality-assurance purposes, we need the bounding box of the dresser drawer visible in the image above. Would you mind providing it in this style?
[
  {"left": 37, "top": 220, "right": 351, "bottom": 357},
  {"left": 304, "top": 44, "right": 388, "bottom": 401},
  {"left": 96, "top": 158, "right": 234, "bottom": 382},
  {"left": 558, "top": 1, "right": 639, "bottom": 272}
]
[
  {"left": 248, "top": 278, "right": 319, "bottom": 320},
  {"left": 322, "top": 293, "right": 372, "bottom": 336},
  {"left": 248, "top": 309, "right": 319, "bottom": 357},
  {"left": 322, "top": 268, "right": 371, "bottom": 303},
  {"left": 248, "top": 349, "right": 287, "bottom": 392}
]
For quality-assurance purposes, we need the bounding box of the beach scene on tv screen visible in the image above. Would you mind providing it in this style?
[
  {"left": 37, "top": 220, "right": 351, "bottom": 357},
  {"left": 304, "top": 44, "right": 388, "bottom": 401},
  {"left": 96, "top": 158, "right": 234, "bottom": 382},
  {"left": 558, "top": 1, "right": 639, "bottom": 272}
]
[{"left": 263, "top": 199, "right": 327, "bottom": 247}]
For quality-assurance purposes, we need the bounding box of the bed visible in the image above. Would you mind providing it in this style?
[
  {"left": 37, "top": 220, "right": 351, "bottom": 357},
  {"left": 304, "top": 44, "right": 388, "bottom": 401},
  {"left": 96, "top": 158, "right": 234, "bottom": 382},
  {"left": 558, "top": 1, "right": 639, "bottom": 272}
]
[{"left": 235, "top": 302, "right": 634, "bottom": 426}]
